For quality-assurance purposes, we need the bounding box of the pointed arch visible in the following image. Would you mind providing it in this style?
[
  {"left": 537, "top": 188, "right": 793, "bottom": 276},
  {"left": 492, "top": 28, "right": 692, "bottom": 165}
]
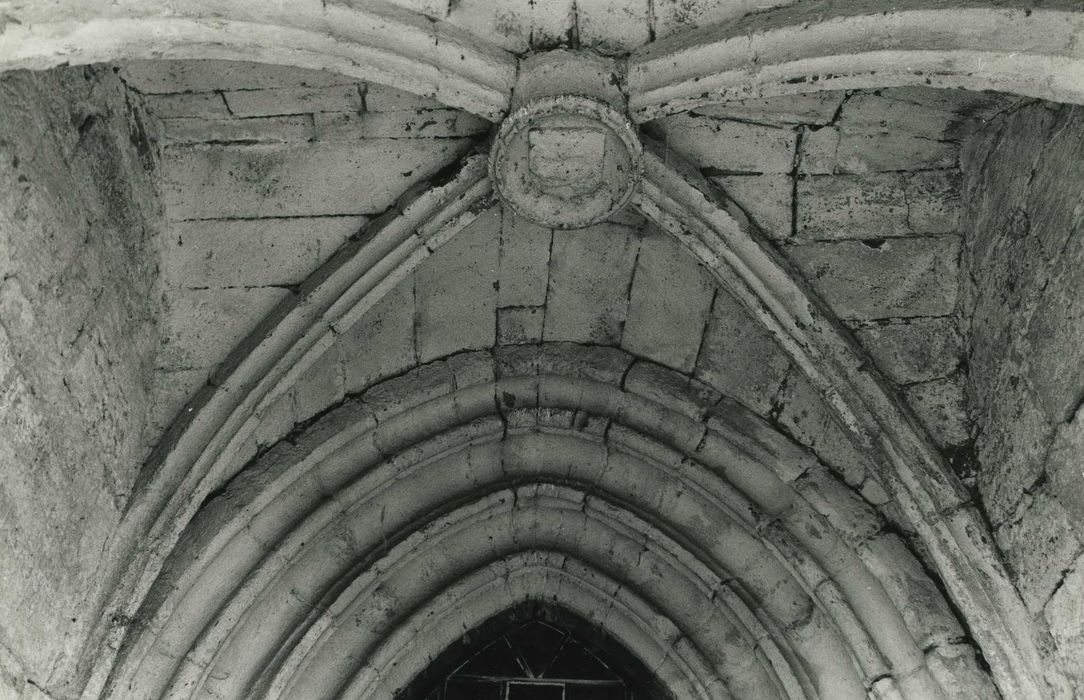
[{"left": 98, "top": 342, "right": 988, "bottom": 699}]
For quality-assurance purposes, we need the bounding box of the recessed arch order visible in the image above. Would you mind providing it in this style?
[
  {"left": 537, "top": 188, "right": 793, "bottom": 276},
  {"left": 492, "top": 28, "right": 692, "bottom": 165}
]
[{"left": 101, "top": 340, "right": 984, "bottom": 700}]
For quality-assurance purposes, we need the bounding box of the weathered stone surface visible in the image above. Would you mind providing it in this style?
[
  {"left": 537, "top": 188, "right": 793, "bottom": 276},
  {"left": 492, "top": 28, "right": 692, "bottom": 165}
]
[
  {"left": 652, "top": 0, "right": 799, "bottom": 39},
  {"left": 1045, "top": 412, "right": 1084, "bottom": 540},
  {"left": 147, "top": 367, "right": 209, "bottom": 445},
  {"left": 294, "top": 343, "right": 345, "bottom": 423},
  {"left": 222, "top": 84, "right": 363, "bottom": 117},
  {"left": 163, "top": 216, "right": 364, "bottom": 288},
  {"left": 543, "top": 222, "right": 640, "bottom": 345},
  {"left": 782, "top": 236, "right": 960, "bottom": 320},
  {"left": 0, "top": 67, "right": 161, "bottom": 690},
  {"left": 622, "top": 230, "right": 714, "bottom": 372},
  {"left": 498, "top": 210, "right": 551, "bottom": 308},
  {"left": 926, "top": 643, "right": 1001, "bottom": 700},
  {"left": 415, "top": 209, "right": 499, "bottom": 362},
  {"left": 713, "top": 174, "right": 792, "bottom": 239},
  {"left": 995, "top": 490, "right": 1084, "bottom": 614},
  {"left": 1025, "top": 224, "right": 1084, "bottom": 423},
  {"left": 650, "top": 113, "right": 796, "bottom": 174},
  {"left": 363, "top": 83, "right": 445, "bottom": 112},
  {"left": 340, "top": 278, "right": 416, "bottom": 394},
  {"left": 693, "top": 290, "right": 790, "bottom": 416},
  {"left": 796, "top": 171, "right": 959, "bottom": 239},
  {"left": 902, "top": 373, "right": 971, "bottom": 449},
  {"left": 576, "top": 0, "right": 651, "bottom": 54},
  {"left": 144, "top": 92, "right": 231, "bottom": 118},
  {"left": 975, "top": 373, "right": 1055, "bottom": 527},
  {"left": 314, "top": 110, "right": 490, "bottom": 140},
  {"left": 852, "top": 317, "right": 962, "bottom": 385},
  {"left": 161, "top": 138, "right": 473, "bottom": 219},
  {"left": 859, "top": 534, "right": 964, "bottom": 648},
  {"left": 119, "top": 59, "right": 358, "bottom": 93},
  {"left": 692, "top": 92, "right": 843, "bottom": 126},
  {"left": 800, "top": 128, "right": 957, "bottom": 174},
  {"left": 497, "top": 306, "right": 544, "bottom": 344},
  {"left": 157, "top": 287, "right": 291, "bottom": 370},
  {"left": 1044, "top": 556, "right": 1084, "bottom": 693},
  {"left": 771, "top": 371, "right": 870, "bottom": 488},
  {"left": 160, "top": 115, "right": 316, "bottom": 144}
]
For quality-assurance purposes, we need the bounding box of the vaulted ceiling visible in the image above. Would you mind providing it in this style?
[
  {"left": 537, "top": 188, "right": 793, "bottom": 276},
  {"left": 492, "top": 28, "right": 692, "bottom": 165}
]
[{"left": 0, "top": 2, "right": 1082, "bottom": 700}]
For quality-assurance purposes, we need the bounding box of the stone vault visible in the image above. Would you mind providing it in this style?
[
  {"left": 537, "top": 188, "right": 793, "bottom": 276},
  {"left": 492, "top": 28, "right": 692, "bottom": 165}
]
[{"left": 0, "top": 1, "right": 1083, "bottom": 699}]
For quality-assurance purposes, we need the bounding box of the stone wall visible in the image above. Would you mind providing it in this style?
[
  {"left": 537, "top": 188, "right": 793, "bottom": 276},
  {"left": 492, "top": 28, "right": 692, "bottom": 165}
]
[
  {"left": 650, "top": 88, "right": 1020, "bottom": 486},
  {"left": 961, "top": 101, "right": 1084, "bottom": 697},
  {"left": 0, "top": 67, "right": 161, "bottom": 697},
  {"left": 116, "top": 60, "right": 487, "bottom": 455}
]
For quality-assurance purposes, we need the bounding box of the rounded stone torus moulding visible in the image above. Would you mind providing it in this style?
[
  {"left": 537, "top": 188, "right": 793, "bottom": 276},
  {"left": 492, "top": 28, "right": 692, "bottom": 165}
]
[{"left": 490, "top": 50, "right": 643, "bottom": 229}]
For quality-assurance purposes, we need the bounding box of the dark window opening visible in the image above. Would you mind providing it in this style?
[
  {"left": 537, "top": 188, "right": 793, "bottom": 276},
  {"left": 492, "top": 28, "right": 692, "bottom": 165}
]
[{"left": 397, "top": 603, "right": 671, "bottom": 700}]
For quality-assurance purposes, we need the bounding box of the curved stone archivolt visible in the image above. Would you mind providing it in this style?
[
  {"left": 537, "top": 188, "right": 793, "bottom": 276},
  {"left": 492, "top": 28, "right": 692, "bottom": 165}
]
[
  {"left": 2, "top": 1, "right": 1083, "bottom": 122},
  {"left": 5, "top": 3, "right": 1079, "bottom": 697},
  {"left": 104, "top": 344, "right": 989, "bottom": 700}
]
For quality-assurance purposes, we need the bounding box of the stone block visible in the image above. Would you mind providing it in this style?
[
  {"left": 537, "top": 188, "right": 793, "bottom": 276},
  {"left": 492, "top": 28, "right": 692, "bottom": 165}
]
[
  {"left": 996, "top": 489, "right": 1084, "bottom": 614},
  {"left": 144, "top": 92, "right": 231, "bottom": 118},
  {"left": 906, "top": 170, "right": 961, "bottom": 235},
  {"left": 796, "top": 173, "right": 909, "bottom": 239},
  {"left": 445, "top": 0, "right": 532, "bottom": 52},
  {"left": 692, "top": 93, "right": 843, "bottom": 126},
  {"left": 902, "top": 373, "right": 971, "bottom": 449},
  {"left": 650, "top": 113, "right": 796, "bottom": 174},
  {"left": 782, "top": 236, "right": 960, "bottom": 320},
  {"left": 222, "top": 84, "right": 363, "bottom": 117},
  {"left": 835, "top": 92, "right": 959, "bottom": 137},
  {"left": 800, "top": 128, "right": 957, "bottom": 174},
  {"left": 160, "top": 115, "right": 316, "bottom": 144},
  {"left": 415, "top": 209, "right": 498, "bottom": 362},
  {"left": 161, "top": 138, "right": 472, "bottom": 219},
  {"left": 693, "top": 290, "right": 790, "bottom": 416},
  {"left": 163, "top": 216, "right": 364, "bottom": 288},
  {"left": 497, "top": 306, "right": 544, "bottom": 345},
  {"left": 119, "top": 59, "right": 356, "bottom": 93},
  {"left": 498, "top": 211, "right": 551, "bottom": 308},
  {"left": 712, "top": 174, "right": 792, "bottom": 239},
  {"left": 314, "top": 110, "right": 489, "bottom": 140},
  {"left": 852, "top": 317, "right": 961, "bottom": 385},
  {"left": 622, "top": 231, "right": 714, "bottom": 372},
  {"left": 577, "top": 0, "right": 651, "bottom": 54},
  {"left": 364, "top": 84, "right": 445, "bottom": 112},
  {"left": 543, "top": 223, "right": 640, "bottom": 345},
  {"left": 157, "top": 287, "right": 292, "bottom": 370}
]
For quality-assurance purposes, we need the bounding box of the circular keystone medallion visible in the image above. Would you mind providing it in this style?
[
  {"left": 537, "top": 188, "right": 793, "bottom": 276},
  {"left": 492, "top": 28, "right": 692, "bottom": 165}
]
[{"left": 489, "top": 95, "right": 643, "bottom": 229}]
